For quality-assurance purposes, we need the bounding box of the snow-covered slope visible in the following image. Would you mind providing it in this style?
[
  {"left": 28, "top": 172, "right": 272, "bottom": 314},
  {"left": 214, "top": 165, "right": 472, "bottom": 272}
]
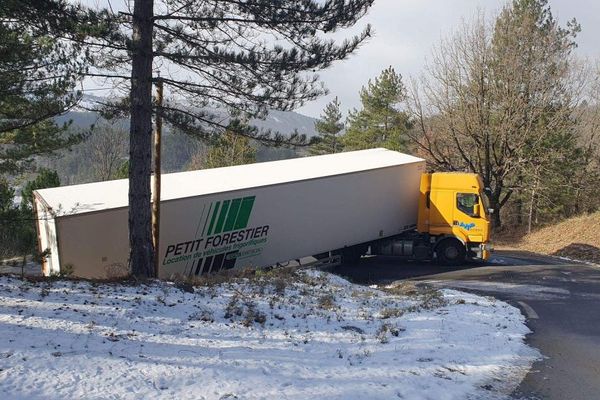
[{"left": 0, "top": 271, "right": 539, "bottom": 399}]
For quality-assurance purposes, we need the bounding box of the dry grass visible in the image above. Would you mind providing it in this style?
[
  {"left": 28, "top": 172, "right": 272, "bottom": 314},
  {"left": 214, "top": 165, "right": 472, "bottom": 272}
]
[
  {"left": 492, "top": 227, "right": 529, "bottom": 250},
  {"left": 181, "top": 265, "right": 322, "bottom": 289},
  {"left": 380, "top": 307, "right": 404, "bottom": 319},
  {"left": 383, "top": 282, "right": 447, "bottom": 312},
  {"left": 502, "top": 211, "right": 600, "bottom": 264},
  {"left": 375, "top": 322, "right": 402, "bottom": 343},
  {"left": 381, "top": 282, "right": 420, "bottom": 297},
  {"left": 317, "top": 294, "right": 337, "bottom": 310}
]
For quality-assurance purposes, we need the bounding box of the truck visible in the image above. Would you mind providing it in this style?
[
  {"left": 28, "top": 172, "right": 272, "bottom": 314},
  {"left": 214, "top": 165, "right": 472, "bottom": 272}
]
[{"left": 33, "top": 148, "right": 492, "bottom": 279}]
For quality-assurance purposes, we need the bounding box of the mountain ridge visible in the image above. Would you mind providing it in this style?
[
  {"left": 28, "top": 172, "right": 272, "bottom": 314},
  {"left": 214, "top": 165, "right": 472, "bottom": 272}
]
[{"left": 57, "top": 100, "right": 319, "bottom": 138}]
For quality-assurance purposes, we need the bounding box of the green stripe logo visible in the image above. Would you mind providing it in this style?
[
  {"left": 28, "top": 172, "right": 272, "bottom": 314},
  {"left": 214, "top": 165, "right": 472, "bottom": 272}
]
[
  {"left": 206, "top": 196, "right": 255, "bottom": 236},
  {"left": 223, "top": 198, "right": 242, "bottom": 232}
]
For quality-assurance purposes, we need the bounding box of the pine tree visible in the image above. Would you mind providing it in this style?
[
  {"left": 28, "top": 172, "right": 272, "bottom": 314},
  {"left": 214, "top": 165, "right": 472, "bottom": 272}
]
[
  {"left": 0, "top": 169, "right": 60, "bottom": 258},
  {"left": 113, "top": 160, "right": 130, "bottom": 180},
  {"left": 20, "top": 169, "right": 61, "bottom": 212},
  {"left": 84, "top": 0, "right": 375, "bottom": 277},
  {"left": 0, "top": 177, "right": 20, "bottom": 258},
  {"left": 202, "top": 132, "right": 256, "bottom": 170},
  {"left": 186, "top": 120, "right": 257, "bottom": 170},
  {"left": 310, "top": 97, "right": 344, "bottom": 155},
  {"left": 0, "top": 0, "right": 110, "bottom": 173},
  {"left": 492, "top": 0, "right": 580, "bottom": 228},
  {"left": 343, "top": 67, "right": 412, "bottom": 152},
  {"left": 19, "top": 169, "right": 61, "bottom": 255}
]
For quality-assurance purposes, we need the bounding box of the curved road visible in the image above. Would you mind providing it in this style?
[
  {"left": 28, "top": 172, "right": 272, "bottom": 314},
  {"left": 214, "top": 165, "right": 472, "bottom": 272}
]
[{"left": 329, "top": 250, "right": 600, "bottom": 400}]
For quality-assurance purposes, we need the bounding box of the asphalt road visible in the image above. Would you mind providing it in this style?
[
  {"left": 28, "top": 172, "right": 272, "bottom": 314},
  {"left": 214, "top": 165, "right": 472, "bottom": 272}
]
[{"left": 329, "top": 250, "right": 600, "bottom": 400}]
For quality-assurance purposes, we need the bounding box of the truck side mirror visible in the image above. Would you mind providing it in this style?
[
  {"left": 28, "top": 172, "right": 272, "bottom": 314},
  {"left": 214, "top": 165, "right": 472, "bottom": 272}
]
[{"left": 473, "top": 204, "right": 481, "bottom": 217}]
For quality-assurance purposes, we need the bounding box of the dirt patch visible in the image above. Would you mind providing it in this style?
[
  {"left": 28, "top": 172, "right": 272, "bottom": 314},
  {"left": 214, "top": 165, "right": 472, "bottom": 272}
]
[{"left": 552, "top": 243, "right": 600, "bottom": 264}]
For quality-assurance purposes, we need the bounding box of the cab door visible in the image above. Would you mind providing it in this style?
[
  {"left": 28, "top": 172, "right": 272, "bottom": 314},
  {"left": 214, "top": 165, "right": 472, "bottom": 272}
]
[
  {"left": 453, "top": 192, "right": 485, "bottom": 242},
  {"left": 427, "top": 189, "right": 455, "bottom": 236}
]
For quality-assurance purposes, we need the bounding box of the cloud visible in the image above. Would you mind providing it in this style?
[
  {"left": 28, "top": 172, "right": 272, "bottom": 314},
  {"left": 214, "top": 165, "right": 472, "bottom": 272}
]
[
  {"left": 297, "top": 0, "right": 599, "bottom": 118},
  {"left": 77, "top": 0, "right": 598, "bottom": 119}
]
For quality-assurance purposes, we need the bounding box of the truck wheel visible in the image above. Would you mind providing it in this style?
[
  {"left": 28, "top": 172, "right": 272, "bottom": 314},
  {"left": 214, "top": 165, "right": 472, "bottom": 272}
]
[{"left": 436, "top": 239, "right": 466, "bottom": 266}]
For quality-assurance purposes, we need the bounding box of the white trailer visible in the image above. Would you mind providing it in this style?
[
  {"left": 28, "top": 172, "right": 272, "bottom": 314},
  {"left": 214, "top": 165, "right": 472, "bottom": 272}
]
[{"left": 34, "top": 148, "right": 426, "bottom": 279}]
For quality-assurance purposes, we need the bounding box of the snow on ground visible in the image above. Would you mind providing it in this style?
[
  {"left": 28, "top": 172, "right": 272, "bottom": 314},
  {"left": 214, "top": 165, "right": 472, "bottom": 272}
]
[{"left": 0, "top": 270, "right": 539, "bottom": 400}]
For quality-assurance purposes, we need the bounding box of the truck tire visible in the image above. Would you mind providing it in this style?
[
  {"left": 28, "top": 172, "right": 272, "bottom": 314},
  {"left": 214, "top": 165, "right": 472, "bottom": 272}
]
[{"left": 436, "top": 239, "right": 466, "bottom": 266}]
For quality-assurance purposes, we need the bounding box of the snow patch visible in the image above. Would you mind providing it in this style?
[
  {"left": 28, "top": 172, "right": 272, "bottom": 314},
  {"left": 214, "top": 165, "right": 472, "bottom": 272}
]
[
  {"left": 554, "top": 255, "right": 599, "bottom": 268},
  {"left": 0, "top": 271, "right": 539, "bottom": 399},
  {"left": 425, "top": 279, "right": 570, "bottom": 300}
]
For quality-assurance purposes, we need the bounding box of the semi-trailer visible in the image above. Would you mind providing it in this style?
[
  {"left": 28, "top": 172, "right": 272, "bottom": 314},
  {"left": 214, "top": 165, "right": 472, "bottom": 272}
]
[{"left": 33, "top": 148, "right": 492, "bottom": 279}]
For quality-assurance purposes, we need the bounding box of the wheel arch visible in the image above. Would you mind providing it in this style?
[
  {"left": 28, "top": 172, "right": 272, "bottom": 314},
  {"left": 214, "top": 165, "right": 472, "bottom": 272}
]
[{"left": 433, "top": 235, "right": 466, "bottom": 251}]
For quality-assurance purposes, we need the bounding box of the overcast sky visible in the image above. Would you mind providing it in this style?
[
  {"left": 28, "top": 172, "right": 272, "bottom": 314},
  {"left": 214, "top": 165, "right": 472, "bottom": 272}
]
[
  {"left": 296, "top": 0, "right": 600, "bottom": 118},
  {"left": 81, "top": 1, "right": 599, "bottom": 119}
]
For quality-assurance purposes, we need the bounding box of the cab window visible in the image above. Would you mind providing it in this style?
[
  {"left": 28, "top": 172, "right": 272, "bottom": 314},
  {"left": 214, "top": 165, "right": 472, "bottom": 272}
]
[{"left": 457, "top": 193, "right": 478, "bottom": 217}]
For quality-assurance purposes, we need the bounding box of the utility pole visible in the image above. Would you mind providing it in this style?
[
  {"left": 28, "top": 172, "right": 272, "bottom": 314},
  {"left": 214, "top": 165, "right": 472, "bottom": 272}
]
[{"left": 152, "top": 77, "right": 163, "bottom": 278}]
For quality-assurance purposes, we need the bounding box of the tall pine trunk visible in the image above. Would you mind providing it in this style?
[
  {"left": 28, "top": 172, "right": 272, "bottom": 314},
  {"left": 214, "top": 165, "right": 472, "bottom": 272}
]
[{"left": 129, "top": 0, "right": 154, "bottom": 278}]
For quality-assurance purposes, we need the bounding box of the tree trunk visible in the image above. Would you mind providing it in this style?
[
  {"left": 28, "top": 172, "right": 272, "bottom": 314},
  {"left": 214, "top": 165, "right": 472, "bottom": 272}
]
[
  {"left": 527, "top": 172, "right": 539, "bottom": 234},
  {"left": 491, "top": 199, "right": 502, "bottom": 229},
  {"left": 527, "top": 187, "right": 535, "bottom": 234},
  {"left": 515, "top": 174, "right": 523, "bottom": 225},
  {"left": 129, "top": 0, "right": 154, "bottom": 278},
  {"left": 490, "top": 190, "right": 503, "bottom": 230}
]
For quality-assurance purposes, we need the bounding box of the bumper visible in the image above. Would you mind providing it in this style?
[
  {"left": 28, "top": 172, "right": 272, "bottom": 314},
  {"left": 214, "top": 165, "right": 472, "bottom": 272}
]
[{"left": 469, "top": 242, "right": 493, "bottom": 261}]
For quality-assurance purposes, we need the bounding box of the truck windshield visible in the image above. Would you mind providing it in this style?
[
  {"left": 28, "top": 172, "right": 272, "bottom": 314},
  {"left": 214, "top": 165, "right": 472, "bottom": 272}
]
[{"left": 457, "top": 193, "right": 478, "bottom": 216}]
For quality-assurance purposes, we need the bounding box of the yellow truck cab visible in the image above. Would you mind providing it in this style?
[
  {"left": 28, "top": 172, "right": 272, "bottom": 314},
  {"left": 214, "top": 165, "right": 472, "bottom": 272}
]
[
  {"left": 418, "top": 172, "right": 492, "bottom": 263},
  {"left": 368, "top": 171, "right": 492, "bottom": 265}
]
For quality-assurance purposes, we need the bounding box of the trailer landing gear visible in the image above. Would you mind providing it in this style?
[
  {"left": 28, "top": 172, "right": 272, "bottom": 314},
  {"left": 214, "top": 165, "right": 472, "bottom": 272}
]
[{"left": 344, "top": 245, "right": 370, "bottom": 264}]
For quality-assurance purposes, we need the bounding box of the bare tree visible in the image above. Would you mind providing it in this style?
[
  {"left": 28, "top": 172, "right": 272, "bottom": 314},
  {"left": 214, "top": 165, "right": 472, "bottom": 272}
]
[
  {"left": 88, "top": 124, "right": 128, "bottom": 181},
  {"left": 407, "top": 1, "right": 581, "bottom": 228}
]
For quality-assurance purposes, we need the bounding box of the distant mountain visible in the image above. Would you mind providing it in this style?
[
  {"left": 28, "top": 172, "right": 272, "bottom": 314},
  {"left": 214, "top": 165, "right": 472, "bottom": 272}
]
[
  {"left": 57, "top": 99, "right": 318, "bottom": 138},
  {"left": 55, "top": 111, "right": 113, "bottom": 129},
  {"left": 249, "top": 109, "right": 318, "bottom": 138},
  {"left": 47, "top": 99, "right": 317, "bottom": 183}
]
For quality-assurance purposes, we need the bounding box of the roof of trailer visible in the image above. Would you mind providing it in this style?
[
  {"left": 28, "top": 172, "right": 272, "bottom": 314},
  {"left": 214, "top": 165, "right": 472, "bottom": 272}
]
[{"left": 35, "top": 148, "right": 424, "bottom": 216}]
